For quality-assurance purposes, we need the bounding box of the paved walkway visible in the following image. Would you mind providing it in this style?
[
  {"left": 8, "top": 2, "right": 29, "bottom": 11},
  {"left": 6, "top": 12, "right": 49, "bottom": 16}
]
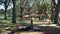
[
  {"left": 19, "top": 32, "right": 44, "bottom": 34},
  {"left": 1, "top": 31, "right": 44, "bottom": 34},
  {"left": 39, "top": 24, "right": 60, "bottom": 28}
]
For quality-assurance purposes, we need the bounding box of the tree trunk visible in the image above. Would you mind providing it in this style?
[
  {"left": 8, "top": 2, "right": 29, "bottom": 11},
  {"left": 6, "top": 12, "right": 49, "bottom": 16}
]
[
  {"left": 53, "top": 0, "right": 59, "bottom": 24},
  {"left": 20, "top": 7, "right": 23, "bottom": 18},
  {"left": 51, "top": 10, "right": 54, "bottom": 22},
  {"left": 54, "top": 4, "right": 59, "bottom": 24},
  {"left": 12, "top": 0, "right": 16, "bottom": 23},
  {"left": 20, "top": 0, "right": 25, "bottom": 18},
  {"left": 51, "top": 0, "right": 54, "bottom": 22},
  {"left": 4, "top": 0, "right": 8, "bottom": 20}
]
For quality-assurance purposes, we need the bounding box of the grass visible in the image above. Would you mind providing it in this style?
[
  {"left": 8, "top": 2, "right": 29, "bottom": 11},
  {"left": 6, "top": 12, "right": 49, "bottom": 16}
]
[
  {"left": 0, "top": 17, "right": 60, "bottom": 34},
  {"left": 41, "top": 26, "right": 60, "bottom": 34}
]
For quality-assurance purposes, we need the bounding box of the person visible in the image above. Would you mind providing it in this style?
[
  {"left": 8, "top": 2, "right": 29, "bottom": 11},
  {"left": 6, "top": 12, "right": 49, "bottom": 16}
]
[
  {"left": 45, "top": 28, "right": 51, "bottom": 34},
  {"left": 40, "top": 14, "right": 46, "bottom": 22}
]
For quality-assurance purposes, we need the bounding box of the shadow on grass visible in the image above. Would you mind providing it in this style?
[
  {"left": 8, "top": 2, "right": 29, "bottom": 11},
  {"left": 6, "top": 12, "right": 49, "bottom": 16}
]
[{"left": 37, "top": 26, "right": 60, "bottom": 34}]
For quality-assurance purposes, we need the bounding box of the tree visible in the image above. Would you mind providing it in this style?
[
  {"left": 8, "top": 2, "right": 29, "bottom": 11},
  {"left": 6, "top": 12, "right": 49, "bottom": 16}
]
[
  {"left": 35, "top": 0, "right": 50, "bottom": 20},
  {"left": 0, "top": 0, "right": 11, "bottom": 20},
  {"left": 20, "top": 0, "right": 25, "bottom": 18},
  {"left": 51, "top": 0, "right": 54, "bottom": 22},
  {"left": 20, "top": 0, "right": 30, "bottom": 17},
  {"left": 4, "top": 0, "right": 8, "bottom": 19},
  {"left": 53, "top": 0, "right": 59, "bottom": 24},
  {"left": 12, "top": 0, "right": 16, "bottom": 23}
]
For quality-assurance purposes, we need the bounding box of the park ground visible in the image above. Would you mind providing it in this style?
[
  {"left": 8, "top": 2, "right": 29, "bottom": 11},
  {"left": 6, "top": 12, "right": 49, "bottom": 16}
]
[{"left": 0, "top": 16, "right": 60, "bottom": 34}]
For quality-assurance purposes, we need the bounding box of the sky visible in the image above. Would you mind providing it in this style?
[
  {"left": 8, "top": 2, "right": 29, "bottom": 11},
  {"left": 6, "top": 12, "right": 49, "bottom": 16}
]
[
  {"left": 0, "top": 5, "right": 4, "bottom": 10},
  {"left": 0, "top": 4, "right": 13, "bottom": 10}
]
